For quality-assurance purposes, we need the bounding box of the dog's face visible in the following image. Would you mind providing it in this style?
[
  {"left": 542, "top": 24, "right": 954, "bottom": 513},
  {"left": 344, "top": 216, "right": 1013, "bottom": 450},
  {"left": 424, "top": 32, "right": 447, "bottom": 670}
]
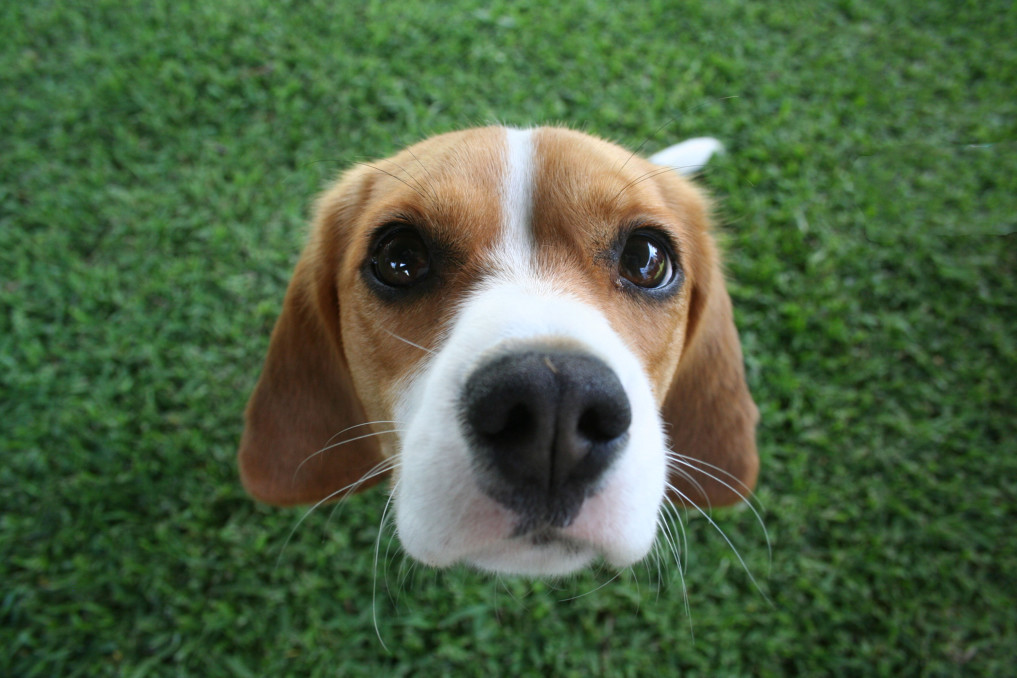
[{"left": 238, "top": 127, "right": 758, "bottom": 576}]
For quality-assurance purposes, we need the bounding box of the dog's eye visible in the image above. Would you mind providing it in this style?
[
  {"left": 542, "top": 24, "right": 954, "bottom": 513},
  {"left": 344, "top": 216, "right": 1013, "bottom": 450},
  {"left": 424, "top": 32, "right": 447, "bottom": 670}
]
[
  {"left": 619, "top": 232, "right": 674, "bottom": 289},
  {"left": 372, "top": 227, "right": 430, "bottom": 287}
]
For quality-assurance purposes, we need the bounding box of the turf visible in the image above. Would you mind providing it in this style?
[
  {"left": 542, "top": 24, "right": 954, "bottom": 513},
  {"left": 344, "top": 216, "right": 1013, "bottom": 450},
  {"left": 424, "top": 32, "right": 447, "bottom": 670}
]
[{"left": 2, "top": 0, "right": 1015, "bottom": 675}]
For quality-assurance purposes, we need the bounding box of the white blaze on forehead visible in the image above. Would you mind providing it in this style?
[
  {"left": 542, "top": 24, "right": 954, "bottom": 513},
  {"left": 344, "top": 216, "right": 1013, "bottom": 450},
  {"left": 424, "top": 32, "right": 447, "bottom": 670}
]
[{"left": 499, "top": 128, "right": 536, "bottom": 270}]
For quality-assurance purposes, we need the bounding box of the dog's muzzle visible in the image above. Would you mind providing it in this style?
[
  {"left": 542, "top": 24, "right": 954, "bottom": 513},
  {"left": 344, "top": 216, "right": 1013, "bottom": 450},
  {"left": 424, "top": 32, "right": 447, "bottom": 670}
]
[{"left": 460, "top": 350, "right": 632, "bottom": 531}]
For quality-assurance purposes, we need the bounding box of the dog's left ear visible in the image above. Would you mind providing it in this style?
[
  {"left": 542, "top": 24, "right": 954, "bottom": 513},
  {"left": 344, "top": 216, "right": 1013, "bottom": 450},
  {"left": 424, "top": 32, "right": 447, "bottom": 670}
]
[{"left": 238, "top": 167, "right": 386, "bottom": 506}]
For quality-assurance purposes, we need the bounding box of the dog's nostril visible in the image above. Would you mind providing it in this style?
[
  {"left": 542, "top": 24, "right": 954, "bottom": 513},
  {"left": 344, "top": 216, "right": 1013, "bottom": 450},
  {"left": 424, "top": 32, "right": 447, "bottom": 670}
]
[
  {"left": 578, "top": 409, "right": 602, "bottom": 441},
  {"left": 577, "top": 402, "right": 630, "bottom": 443},
  {"left": 481, "top": 402, "right": 534, "bottom": 443}
]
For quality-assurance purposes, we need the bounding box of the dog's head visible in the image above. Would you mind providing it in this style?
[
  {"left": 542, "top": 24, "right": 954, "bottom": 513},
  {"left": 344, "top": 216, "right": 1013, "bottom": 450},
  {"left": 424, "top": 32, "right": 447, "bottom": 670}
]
[{"left": 238, "top": 126, "right": 758, "bottom": 576}]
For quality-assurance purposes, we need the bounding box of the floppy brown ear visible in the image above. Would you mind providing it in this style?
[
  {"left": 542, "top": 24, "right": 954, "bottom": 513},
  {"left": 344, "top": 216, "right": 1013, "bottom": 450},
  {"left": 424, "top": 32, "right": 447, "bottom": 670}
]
[
  {"left": 238, "top": 169, "right": 385, "bottom": 506},
  {"left": 662, "top": 251, "right": 759, "bottom": 508}
]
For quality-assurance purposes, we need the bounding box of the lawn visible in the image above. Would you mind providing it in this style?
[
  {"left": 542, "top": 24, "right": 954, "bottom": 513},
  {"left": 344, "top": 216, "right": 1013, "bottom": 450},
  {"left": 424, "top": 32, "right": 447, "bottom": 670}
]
[{"left": 2, "top": 0, "right": 1015, "bottom": 675}]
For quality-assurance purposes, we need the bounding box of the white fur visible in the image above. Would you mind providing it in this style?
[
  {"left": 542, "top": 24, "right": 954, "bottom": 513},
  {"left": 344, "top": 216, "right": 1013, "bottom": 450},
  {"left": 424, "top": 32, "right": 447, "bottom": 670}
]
[
  {"left": 649, "top": 137, "right": 724, "bottom": 175},
  {"left": 391, "top": 129, "right": 668, "bottom": 576},
  {"left": 393, "top": 282, "right": 668, "bottom": 575},
  {"left": 500, "top": 128, "right": 536, "bottom": 265}
]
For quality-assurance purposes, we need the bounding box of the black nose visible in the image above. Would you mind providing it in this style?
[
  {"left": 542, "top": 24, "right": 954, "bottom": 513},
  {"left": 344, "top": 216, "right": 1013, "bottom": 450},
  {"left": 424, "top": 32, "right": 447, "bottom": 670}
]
[{"left": 461, "top": 351, "right": 631, "bottom": 527}]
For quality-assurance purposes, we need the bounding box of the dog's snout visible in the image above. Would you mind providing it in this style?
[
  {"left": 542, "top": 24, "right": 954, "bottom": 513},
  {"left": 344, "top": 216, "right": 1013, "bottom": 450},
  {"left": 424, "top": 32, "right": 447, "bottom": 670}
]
[{"left": 462, "top": 351, "right": 631, "bottom": 525}]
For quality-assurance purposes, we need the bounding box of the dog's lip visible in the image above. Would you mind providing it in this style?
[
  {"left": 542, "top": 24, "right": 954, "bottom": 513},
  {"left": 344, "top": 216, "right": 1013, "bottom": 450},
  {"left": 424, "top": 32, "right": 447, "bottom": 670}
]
[
  {"left": 517, "top": 525, "right": 586, "bottom": 552},
  {"left": 524, "top": 526, "right": 559, "bottom": 545}
]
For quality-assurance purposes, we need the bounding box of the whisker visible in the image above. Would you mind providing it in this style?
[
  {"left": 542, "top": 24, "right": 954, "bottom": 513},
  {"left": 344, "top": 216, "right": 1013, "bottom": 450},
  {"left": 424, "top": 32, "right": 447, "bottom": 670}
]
[
  {"left": 655, "top": 509, "right": 679, "bottom": 570},
  {"left": 381, "top": 511, "right": 403, "bottom": 608},
  {"left": 638, "top": 547, "right": 656, "bottom": 600},
  {"left": 497, "top": 574, "right": 526, "bottom": 606},
  {"left": 295, "top": 427, "right": 403, "bottom": 478},
  {"left": 651, "top": 523, "right": 675, "bottom": 601},
  {"left": 324, "top": 457, "right": 402, "bottom": 530},
  {"left": 658, "top": 501, "right": 694, "bottom": 636},
  {"left": 273, "top": 456, "right": 399, "bottom": 573},
  {"left": 558, "top": 570, "right": 623, "bottom": 602},
  {"left": 404, "top": 146, "right": 440, "bottom": 203},
  {"left": 618, "top": 117, "right": 677, "bottom": 173},
  {"left": 395, "top": 551, "right": 418, "bottom": 601},
  {"left": 356, "top": 161, "right": 429, "bottom": 202},
  {"left": 612, "top": 165, "right": 701, "bottom": 206},
  {"left": 666, "top": 452, "right": 772, "bottom": 566},
  {"left": 665, "top": 481, "right": 772, "bottom": 605},
  {"left": 668, "top": 451, "right": 763, "bottom": 500},
  {"left": 381, "top": 327, "right": 435, "bottom": 354},
  {"left": 373, "top": 478, "right": 399, "bottom": 653},
  {"left": 319, "top": 420, "right": 401, "bottom": 449},
  {"left": 658, "top": 501, "right": 687, "bottom": 574},
  {"left": 651, "top": 554, "right": 666, "bottom": 604},
  {"left": 664, "top": 454, "right": 713, "bottom": 510},
  {"left": 632, "top": 565, "right": 641, "bottom": 611},
  {"left": 382, "top": 156, "right": 436, "bottom": 204}
]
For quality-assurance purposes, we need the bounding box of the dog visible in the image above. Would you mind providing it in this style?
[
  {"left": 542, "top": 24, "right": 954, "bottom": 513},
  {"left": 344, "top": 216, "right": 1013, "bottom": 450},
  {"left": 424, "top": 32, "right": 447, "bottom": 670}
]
[{"left": 238, "top": 126, "right": 758, "bottom": 576}]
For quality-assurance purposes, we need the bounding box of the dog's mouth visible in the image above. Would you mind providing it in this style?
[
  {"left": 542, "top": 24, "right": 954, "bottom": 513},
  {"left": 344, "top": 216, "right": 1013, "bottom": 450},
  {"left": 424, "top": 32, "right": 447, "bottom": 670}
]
[{"left": 515, "top": 524, "right": 585, "bottom": 553}]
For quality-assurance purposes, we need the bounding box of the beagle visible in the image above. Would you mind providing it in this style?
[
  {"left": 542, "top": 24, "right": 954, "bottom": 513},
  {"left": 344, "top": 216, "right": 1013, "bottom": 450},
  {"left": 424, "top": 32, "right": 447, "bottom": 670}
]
[{"left": 238, "top": 126, "right": 758, "bottom": 576}]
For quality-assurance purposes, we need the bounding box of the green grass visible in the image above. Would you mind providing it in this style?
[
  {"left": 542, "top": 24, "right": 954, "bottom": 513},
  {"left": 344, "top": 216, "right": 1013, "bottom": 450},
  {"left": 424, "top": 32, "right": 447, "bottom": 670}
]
[{"left": 2, "top": 0, "right": 1015, "bottom": 675}]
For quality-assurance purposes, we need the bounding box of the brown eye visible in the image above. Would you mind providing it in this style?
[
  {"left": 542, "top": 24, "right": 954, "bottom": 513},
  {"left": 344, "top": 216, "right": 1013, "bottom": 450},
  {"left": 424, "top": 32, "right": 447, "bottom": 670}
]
[
  {"left": 619, "top": 233, "right": 674, "bottom": 289},
  {"left": 372, "top": 227, "right": 430, "bottom": 287}
]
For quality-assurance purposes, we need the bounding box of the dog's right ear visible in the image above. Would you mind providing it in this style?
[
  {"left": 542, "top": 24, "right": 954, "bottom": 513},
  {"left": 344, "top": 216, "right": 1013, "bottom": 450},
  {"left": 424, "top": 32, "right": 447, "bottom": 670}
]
[
  {"left": 238, "top": 167, "right": 386, "bottom": 506},
  {"left": 660, "top": 247, "right": 759, "bottom": 509},
  {"left": 647, "top": 152, "right": 758, "bottom": 509}
]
